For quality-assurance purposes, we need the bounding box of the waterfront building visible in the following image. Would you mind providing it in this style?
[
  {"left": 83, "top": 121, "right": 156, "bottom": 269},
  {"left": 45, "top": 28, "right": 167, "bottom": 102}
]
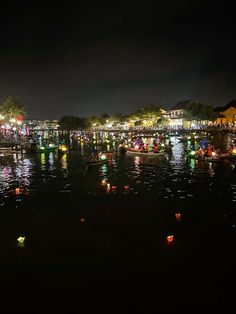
[{"left": 215, "top": 100, "right": 236, "bottom": 125}]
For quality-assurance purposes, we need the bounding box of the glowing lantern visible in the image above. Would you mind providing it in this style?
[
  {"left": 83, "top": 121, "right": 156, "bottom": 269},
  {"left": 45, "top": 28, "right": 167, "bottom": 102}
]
[
  {"left": 80, "top": 218, "right": 85, "bottom": 223},
  {"left": 232, "top": 149, "right": 236, "bottom": 155},
  {"left": 106, "top": 183, "right": 111, "bottom": 193},
  {"left": 125, "top": 144, "right": 128, "bottom": 148},
  {"left": 59, "top": 144, "right": 68, "bottom": 152},
  {"left": 175, "top": 213, "right": 182, "bottom": 221},
  {"left": 124, "top": 185, "right": 129, "bottom": 191},
  {"left": 212, "top": 151, "right": 216, "bottom": 157},
  {"left": 100, "top": 154, "right": 107, "bottom": 161},
  {"left": 101, "top": 179, "right": 106, "bottom": 186},
  {"left": 112, "top": 185, "right": 117, "bottom": 191},
  {"left": 15, "top": 187, "right": 20, "bottom": 195},
  {"left": 167, "top": 235, "right": 174, "bottom": 244},
  {"left": 17, "top": 236, "right": 25, "bottom": 247},
  {"left": 17, "top": 115, "right": 23, "bottom": 122},
  {"left": 161, "top": 143, "right": 165, "bottom": 147}
]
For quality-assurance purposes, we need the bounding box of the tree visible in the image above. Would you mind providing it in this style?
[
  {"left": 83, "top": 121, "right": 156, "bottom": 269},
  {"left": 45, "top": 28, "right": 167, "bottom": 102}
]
[
  {"left": 59, "top": 116, "right": 90, "bottom": 131},
  {"left": 0, "top": 96, "right": 26, "bottom": 120},
  {"left": 185, "top": 101, "right": 215, "bottom": 123}
]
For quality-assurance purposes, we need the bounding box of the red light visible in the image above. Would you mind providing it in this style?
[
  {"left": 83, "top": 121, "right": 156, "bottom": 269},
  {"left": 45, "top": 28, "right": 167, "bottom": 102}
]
[
  {"left": 175, "top": 213, "right": 182, "bottom": 221},
  {"left": 167, "top": 235, "right": 174, "bottom": 243},
  {"left": 15, "top": 188, "right": 20, "bottom": 195},
  {"left": 124, "top": 185, "right": 129, "bottom": 190}
]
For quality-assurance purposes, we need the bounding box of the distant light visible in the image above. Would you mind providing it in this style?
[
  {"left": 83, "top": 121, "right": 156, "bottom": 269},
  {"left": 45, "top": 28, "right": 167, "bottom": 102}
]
[
  {"left": 100, "top": 154, "right": 107, "bottom": 160},
  {"left": 80, "top": 218, "right": 86, "bottom": 223},
  {"left": 190, "top": 151, "right": 195, "bottom": 156},
  {"left": 175, "top": 213, "right": 182, "bottom": 221},
  {"left": 135, "top": 145, "right": 139, "bottom": 149},
  {"left": 15, "top": 187, "right": 21, "bottom": 195},
  {"left": 167, "top": 235, "right": 174, "bottom": 244},
  {"left": 17, "top": 236, "right": 25, "bottom": 247}
]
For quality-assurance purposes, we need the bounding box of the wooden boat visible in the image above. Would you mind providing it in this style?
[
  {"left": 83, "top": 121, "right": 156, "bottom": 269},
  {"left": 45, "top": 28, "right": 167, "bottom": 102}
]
[
  {"left": 195, "top": 156, "right": 220, "bottom": 162},
  {"left": 86, "top": 159, "right": 108, "bottom": 166},
  {"left": 126, "top": 148, "right": 165, "bottom": 157}
]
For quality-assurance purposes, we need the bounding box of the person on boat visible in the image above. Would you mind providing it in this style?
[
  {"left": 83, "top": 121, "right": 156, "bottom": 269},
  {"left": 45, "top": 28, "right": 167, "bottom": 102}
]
[
  {"left": 226, "top": 145, "right": 233, "bottom": 156},
  {"left": 196, "top": 147, "right": 204, "bottom": 157},
  {"left": 207, "top": 146, "right": 213, "bottom": 157},
  {"left": 153, "top": 144, "right": 159, "bottom": 153},
  {"left": 91, "top": 147, "right": 99, "bottom": 161},
  {"left": 201, "top": 137, "right": 208, "bottom": 149}
]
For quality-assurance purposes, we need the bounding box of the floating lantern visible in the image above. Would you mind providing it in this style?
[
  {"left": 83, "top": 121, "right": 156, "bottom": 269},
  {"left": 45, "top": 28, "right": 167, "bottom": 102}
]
[
  {"left": 15, "top": 187, "right": 20, "bottom": 195},
  {"left": 167, "top": 235, "right": 174, "bottom": 244},
  {"left": 175, "top": 213, "right": 182, "bottom": 221},
  {"left": 17, "top": 236, "right": 25, "bottom": 247}
]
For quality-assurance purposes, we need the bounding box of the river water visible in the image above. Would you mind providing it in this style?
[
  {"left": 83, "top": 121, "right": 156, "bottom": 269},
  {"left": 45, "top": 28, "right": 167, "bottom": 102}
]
[{"left": 0, "top": 134, "right": 236, "bottom": 312}]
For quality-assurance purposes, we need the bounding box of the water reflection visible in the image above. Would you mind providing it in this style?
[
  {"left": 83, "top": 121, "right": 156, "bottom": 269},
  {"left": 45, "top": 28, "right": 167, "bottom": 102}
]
[
  {"left": 40, "top": 153, "right": 46, "bottom": 170},
  {"left": 60, "top": 154, "right": 68, "bottom": 172}
]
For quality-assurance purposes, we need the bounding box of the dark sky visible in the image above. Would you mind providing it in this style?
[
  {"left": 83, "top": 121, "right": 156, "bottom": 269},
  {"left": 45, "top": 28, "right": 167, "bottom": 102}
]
[{"left": 0, "top": 0, "right": 235, "bottom": 119}]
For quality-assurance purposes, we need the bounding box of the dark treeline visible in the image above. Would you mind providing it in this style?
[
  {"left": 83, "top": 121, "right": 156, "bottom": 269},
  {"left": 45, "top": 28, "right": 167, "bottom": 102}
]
[{"left": 59, "top": 102, "right": 215, "bottom": 131}]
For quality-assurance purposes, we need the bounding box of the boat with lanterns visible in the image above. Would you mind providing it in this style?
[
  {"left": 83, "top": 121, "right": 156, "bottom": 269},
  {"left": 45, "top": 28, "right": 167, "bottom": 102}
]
[
  {"left": 86, "top": 152, "right": 108, "bottom": 166},
  {"left": 187, "top": 146, "right": 236, "bottom": 162},
  {"left": 125, "top": 148, "right": 165, "bottom": 157},
  {"left": 31, "top": 143, "right": 58, "bottom": 153}
]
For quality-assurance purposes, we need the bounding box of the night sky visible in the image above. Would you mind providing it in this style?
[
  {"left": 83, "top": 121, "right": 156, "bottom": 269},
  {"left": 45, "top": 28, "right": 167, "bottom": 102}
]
[{"left": 0, "top": 1, "right": 235, "bottom": 119}]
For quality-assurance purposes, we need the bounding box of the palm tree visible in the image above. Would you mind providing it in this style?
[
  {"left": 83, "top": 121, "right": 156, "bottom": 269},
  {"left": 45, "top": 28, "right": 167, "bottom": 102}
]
[{"left": 0, "top": 96, "right": 26, "bottom": 120}]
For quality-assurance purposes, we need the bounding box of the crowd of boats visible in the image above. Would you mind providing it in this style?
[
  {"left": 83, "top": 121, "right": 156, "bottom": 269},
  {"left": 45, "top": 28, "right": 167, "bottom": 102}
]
[{"left": 5, "top": 131, "right": 235, "bottom": 166}]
